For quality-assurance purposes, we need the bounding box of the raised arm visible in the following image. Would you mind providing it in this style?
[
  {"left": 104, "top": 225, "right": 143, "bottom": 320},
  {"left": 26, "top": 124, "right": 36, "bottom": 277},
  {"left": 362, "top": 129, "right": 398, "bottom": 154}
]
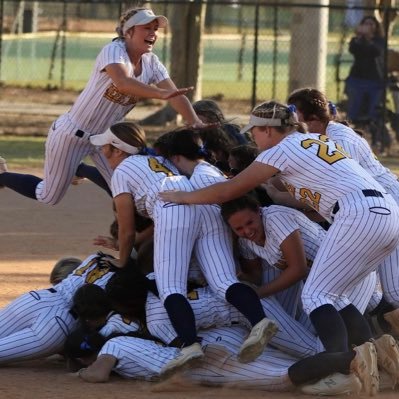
[
  {"left": 105, "top": 63, "right": 193, "bottom": 100},
  {"left": 159, "top": 161, "right": 280, "bottom": 205}
]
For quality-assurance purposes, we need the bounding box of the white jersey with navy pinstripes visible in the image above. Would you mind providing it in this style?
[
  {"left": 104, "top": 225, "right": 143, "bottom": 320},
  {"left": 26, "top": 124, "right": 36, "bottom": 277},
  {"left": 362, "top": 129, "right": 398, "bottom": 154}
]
[
  {"left": 239, "top": 205, "right": 324, "bottom": 270},
  {"left": 256, "top": 132, "right": 385, "bottom": 222},
  {"left": 190, "top": 160, "right": 227, "bottom": 188},
  {"left": 54, "top": 253, "right": 116, "bottom": 307},
  {"left": 326, "top": 121, "right": 398, "bottom": 188},
  {"left": 68, "top": 40, "right": 169, "bottom": 135},
  {"left": 111, "top": 155, "right": 183, "bottom": 219}
]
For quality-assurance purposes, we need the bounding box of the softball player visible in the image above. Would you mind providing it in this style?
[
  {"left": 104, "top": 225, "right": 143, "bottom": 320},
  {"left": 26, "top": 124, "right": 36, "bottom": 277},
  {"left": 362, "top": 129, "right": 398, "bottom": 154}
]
[
  {"left": 288, "top": 88, "right": 399, "bottom": 328},
  {"left": 159, "top": 101, "right": 399, "bottom": 361},
  {"left": 220, "top": 196, "right": 377, "bottom": 321},
  {"left": 76, "top": 325, "right": 379, "bottom": 396},
  {"left": 155, "top": 129, "right": 275, "bottom": 358},
  {"left": 91, "top": 122, "right": 276, "bottom": 372},
  {"left": 0, "top": 7, "right": 206, "bottom": 205},
  {"left": 0, "top": 252, "right": 115, "bottom": 364}
]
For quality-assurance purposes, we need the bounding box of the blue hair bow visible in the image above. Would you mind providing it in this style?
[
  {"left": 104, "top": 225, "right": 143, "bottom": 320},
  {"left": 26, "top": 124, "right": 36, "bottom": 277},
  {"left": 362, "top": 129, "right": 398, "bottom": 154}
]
[
  {"left": 287, "top": 104, "right": 297, "bottom": 114},
  {"left": 328, "top": 101, "right": 337, "bottom": 116}
]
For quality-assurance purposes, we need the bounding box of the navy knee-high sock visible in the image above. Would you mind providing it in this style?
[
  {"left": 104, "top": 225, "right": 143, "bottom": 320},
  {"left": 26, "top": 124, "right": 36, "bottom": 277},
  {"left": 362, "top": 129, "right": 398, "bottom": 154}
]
[
  {"left": 310, "top": 304, "right": 349, "bottom": 352},
  {"left": 163, "top": 293, "right": 197, "bottom": 347},
  {"left": 225, "top": 282, "right": 266, "bottom": 326},
  {"left": 0, "top": 172, "right": 40, "bottom": 199},
  {"left": 288, "top": 351, "right": 355, "bottom": 385},
  {"left": 339, "top": 304, "right": 373, "bottom": 346},
  {"left": 75, "top": 163, "right": 111, "bottom": 196}
]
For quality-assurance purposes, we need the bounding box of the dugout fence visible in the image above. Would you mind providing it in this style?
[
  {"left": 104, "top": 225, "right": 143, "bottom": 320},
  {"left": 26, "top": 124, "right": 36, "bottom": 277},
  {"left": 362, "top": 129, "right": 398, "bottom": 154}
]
[{"left": 1, "top": 0, "right": 399, "bottom": 111}]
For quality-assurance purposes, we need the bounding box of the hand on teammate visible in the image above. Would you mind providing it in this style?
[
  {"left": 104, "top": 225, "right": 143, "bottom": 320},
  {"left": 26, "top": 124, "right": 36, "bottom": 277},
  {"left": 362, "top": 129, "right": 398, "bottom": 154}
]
[
  {"left": 158, "top": 190, "right": 187, "bottom": 204},
  {"left": 93, "top": 235, "right": 119, "bottom": 251}
]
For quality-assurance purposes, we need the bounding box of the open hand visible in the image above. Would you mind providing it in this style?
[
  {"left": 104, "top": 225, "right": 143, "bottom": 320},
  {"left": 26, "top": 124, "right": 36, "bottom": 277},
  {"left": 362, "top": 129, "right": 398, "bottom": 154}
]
[
  {"left": 160, "top": 86, "right": 194, "bottom": 100},
  {"left": 93, "top": 235, "right": 118, "bottom": 251},
  {"left": 159, "top": 190, "right": 188, "bottom": 204}
]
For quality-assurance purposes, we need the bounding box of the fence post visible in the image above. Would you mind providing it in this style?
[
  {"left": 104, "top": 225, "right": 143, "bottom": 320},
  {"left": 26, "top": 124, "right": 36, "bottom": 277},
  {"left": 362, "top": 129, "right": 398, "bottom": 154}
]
[
  {"left": 251, "top": 2, "right": 260, "bottom": 109},
  {"left": 60, "top": 0, "right": 67, "bottom": 89}
]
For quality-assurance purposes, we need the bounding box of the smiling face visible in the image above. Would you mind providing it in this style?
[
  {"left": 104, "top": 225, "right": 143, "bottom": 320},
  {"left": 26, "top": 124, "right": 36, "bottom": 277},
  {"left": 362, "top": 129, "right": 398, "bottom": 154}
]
[
  {"left": 226, "top": 208, "right": 265, "bottom": 245},
  {"left": 125, "top": 20, "right": 159, "bottom": 55}
]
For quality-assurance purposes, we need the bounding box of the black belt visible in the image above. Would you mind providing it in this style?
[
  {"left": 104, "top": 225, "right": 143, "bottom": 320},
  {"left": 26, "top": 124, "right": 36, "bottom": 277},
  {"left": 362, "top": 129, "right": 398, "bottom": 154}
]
[{"left": 332, "top": 190, "right": 384, "bottom": 215}]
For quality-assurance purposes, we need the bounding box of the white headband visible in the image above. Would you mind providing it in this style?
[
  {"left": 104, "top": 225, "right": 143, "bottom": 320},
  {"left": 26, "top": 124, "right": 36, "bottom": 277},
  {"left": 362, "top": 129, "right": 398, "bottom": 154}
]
[
  {"left": 240, "top": 114, "right": 283, "bottom": 134},
  {"left": 90, "top": 129, "right": 140, "bottom": 155},
  {"left": 122, "top": 9, "right": 168, "bottom": 35}
]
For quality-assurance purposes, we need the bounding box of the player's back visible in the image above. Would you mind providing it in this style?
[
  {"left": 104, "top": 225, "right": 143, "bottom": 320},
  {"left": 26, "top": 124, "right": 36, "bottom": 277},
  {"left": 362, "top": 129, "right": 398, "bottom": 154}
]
[
  {"left": 326, "top": 121, "right": 396, "bottom": 183},
  {"left": 257, "top": 132, "right": 386, "bottom": 220},
  {"left": 55, "top": 253, "right": 115, "bottom": 307},
  {"left": 112, "top": 155, "right": 191, "bottom": 219}
]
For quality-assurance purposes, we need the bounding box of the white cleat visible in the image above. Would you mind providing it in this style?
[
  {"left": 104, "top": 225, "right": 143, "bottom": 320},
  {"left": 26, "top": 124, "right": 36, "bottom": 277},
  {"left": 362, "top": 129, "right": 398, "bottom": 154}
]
[
  {"left": 373, "top": 334, "right": 399, "bottom": 388},
  {"left": 160, "top": 342, "right": 204, "bottom": 377},
  {"left": 301, "top": 372, "right": 362, "bottom": 396},
  {"left": 351, "top": 341, "right": 379, "bottom": 396},
  {"left": 0, "top": 156, "right": 8, "bottom": 189},
  {"left": 238, "top": 317, "right": 279, "bottom": 363}
]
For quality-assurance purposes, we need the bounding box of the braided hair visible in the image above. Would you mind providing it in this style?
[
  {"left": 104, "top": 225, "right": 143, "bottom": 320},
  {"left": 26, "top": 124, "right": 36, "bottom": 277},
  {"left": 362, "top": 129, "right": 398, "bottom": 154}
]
[
  {"left": 251, "top": 101, "right": 307, "bottom": 133},
  {"left": 115, "top": 7, "right": 148, "bottom": 39}
]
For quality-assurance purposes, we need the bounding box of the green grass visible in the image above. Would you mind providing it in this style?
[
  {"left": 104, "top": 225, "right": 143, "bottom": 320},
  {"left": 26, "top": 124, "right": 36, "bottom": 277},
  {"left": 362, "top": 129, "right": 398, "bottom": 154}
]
[
  {"left": 1, "top": 135, "right": 398, "bottom": 176},
  {"left": 1, "top": 33, "right": 351, "bottom": 102}
]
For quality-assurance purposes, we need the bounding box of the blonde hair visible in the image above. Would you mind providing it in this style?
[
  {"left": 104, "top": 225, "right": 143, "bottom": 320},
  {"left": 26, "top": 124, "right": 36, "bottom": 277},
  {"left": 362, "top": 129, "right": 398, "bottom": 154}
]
[
  {"left": 116, "top": 7, "right": 148, "bottom": 39},
  {"left": 109, "top": 121, "right": 147, "bottom": 150},
  {"left": 50, "top": 257, "right": 82, "bottom": 285},
  {"left": 252, "top": 101, "right": 307, "bottom": 133}
]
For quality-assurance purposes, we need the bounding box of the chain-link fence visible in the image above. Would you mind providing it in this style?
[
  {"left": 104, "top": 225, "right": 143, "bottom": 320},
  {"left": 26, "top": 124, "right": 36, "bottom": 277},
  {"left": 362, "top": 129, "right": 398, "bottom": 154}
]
[{"left": 1, "top": 0, "right": 399, "bottom": 109}]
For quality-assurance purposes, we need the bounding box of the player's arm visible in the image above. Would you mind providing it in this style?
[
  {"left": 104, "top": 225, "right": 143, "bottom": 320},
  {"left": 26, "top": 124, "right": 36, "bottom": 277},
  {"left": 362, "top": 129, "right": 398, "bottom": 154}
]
[
  {"left": 105, "top": 63, "right": 192, "bottom": 100},
  {"left": 159, "top": 161, "right": 280, "bottom": 205},
  {"left": 113, "top": 193, "right": 136, "bottom": 267},
  {"left": 257, "top": 230, "right": 308, "bottom": 298},
  {"left": 156, "top": 78, "right": 205, "bottom": 127}
]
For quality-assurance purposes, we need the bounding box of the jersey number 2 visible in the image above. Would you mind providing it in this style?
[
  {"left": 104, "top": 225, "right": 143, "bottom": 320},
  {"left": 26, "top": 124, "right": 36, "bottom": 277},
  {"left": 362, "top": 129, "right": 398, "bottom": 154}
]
[{"left": 301, "top": 135, "right": 348, "bottom": 165}]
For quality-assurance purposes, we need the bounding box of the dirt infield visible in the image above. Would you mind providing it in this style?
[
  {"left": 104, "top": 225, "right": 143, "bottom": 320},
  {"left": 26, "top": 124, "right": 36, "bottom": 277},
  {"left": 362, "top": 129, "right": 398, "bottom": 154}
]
[{"left": 1, "top": 173, "right": 399, "bottom": 398}]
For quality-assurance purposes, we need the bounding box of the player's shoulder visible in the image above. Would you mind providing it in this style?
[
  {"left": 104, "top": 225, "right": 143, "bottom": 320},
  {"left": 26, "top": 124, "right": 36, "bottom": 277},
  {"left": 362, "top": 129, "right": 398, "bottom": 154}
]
[{"left": 263, "top": 204, "right": 300, "bottom": 219}]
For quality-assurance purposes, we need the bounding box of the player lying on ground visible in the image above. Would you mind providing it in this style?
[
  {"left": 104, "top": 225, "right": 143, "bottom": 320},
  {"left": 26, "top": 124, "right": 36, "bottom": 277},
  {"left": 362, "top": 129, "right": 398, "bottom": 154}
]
[
  {"left": 66, "top": 323, "right": 399, "bottom": 395},
  {"left": 159, "top": 100, "right": 399, "bottom": 395}
]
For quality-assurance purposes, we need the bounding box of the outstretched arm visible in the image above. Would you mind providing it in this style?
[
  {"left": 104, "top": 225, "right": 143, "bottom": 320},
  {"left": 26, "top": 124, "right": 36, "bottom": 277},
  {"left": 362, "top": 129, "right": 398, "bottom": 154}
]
[
  {"left": 159, "top": 161, "right": 280, "bottom": 204},
  {"left": 157, "top": 78, "right": 206, "bottom": 127},
  {"left": 105, "top": 64, "right": 193, "bottom": 100}
]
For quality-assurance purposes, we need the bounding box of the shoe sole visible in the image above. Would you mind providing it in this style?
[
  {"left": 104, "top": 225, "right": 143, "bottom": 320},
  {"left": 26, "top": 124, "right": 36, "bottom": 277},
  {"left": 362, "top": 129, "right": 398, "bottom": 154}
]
[
  {"left": 238, "top": 322, "right": 279, "bottom": 363},
  {"left": 301, "top": 374, "right": 362, "bottom": 396},
  {"left": 352, "top": 342, "right": 379, "bottom": 396},
  {"left": 374, "top": 335, "right": 399, "bottom": 387},
  {"left": 160, "top": 352, "right": 204, "bottom": 379}
]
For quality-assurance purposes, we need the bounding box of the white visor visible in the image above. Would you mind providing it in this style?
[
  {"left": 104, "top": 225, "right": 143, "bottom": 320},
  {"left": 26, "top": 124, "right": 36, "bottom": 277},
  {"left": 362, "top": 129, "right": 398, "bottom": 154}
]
[
  {"left": 240, "top": 114, "right": 283, "bottom": 134},
  {"left": 90, "top": 129, "right": 140, "bottom": 155},
  {"left": 122, "top": 9, "right": 168, "bottom": 35}
]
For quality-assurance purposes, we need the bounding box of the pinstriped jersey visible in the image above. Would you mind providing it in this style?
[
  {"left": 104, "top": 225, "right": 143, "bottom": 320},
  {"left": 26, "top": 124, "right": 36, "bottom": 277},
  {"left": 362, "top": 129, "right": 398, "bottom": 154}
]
[
  {"left": 111, "top": 155, "right": 192, "bottom": 219},
  {"left": 54, "top": 253, "right": 115, "bottom": 307},
  {"left": 326, "top": 121, "right": 398, "bottom": 188},
  {"left": 68, "top": 40, "right": 169, "bottom": 135},
  {"left": 190, "top": 161, "right": 226, "bottom": 189},
  {"left": 99, "top": 313, "right": 140, "bottom": 337},
  {"left": 238, "top": 205, "right": 325, "bottom": 271},
  {"left": 256, "top": 132, "right": 385, "bottom": 220}
]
